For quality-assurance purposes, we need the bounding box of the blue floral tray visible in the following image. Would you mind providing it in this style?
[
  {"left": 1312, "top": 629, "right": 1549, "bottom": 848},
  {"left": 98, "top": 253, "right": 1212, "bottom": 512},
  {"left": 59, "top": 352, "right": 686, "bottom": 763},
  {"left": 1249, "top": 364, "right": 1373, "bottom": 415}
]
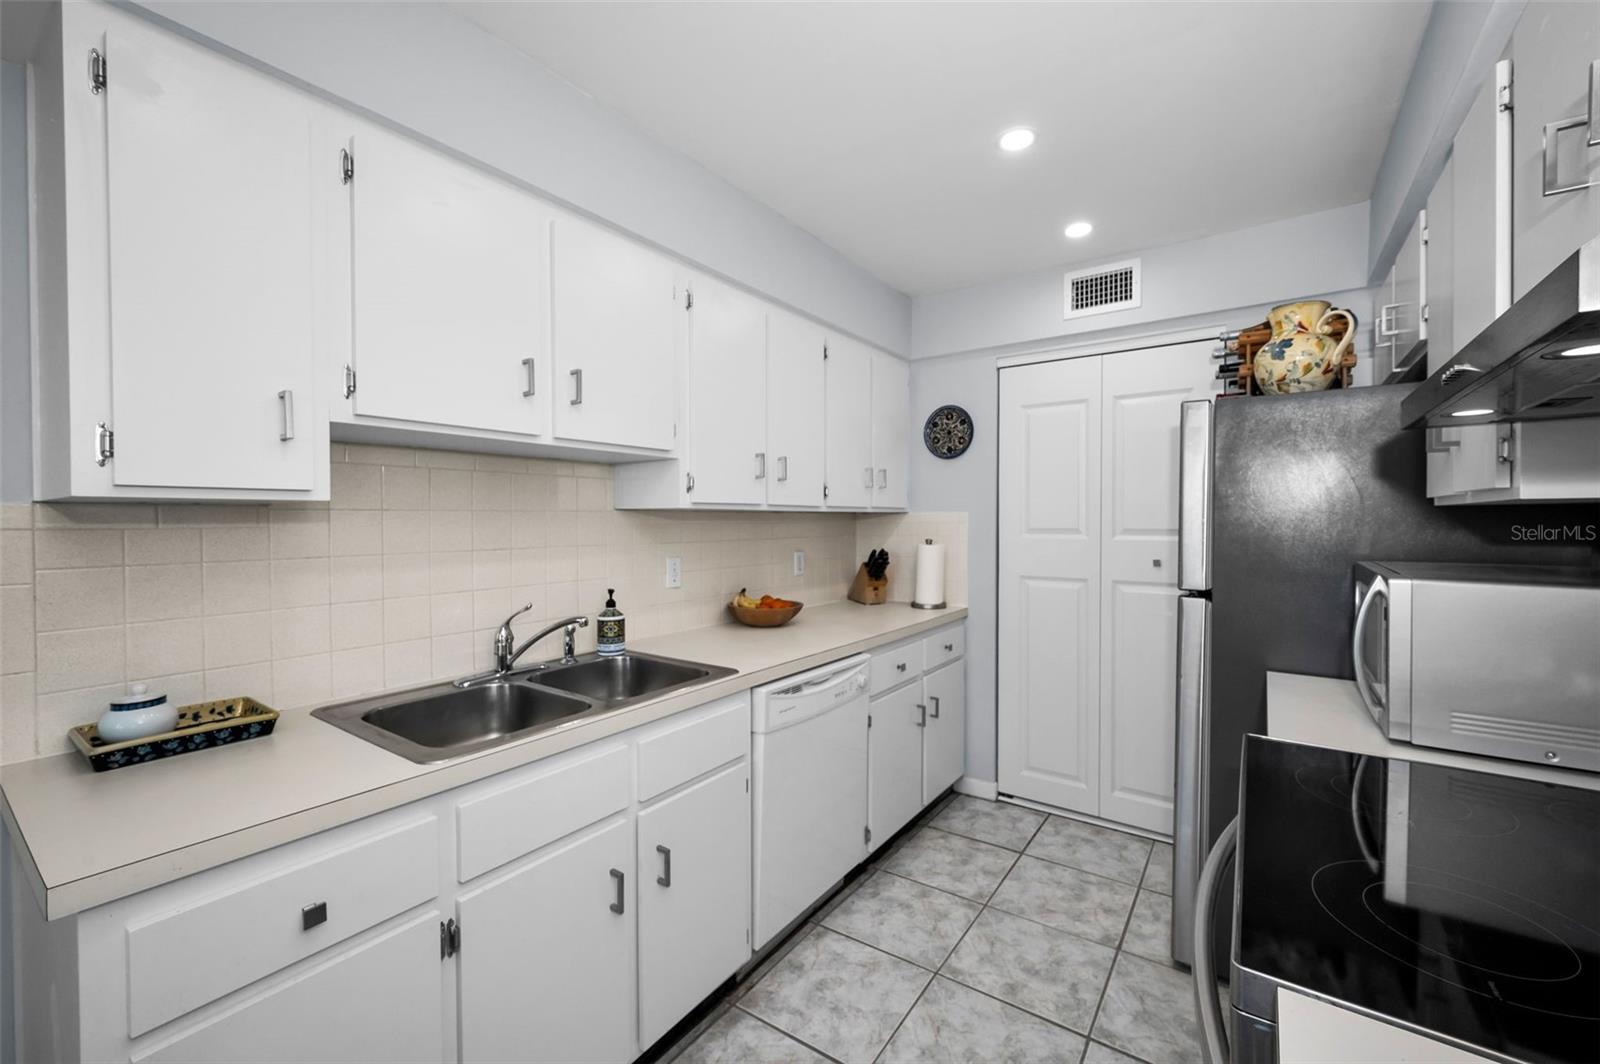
[{"left": 69, "top": 697, "right": 279, "bottom": 772}]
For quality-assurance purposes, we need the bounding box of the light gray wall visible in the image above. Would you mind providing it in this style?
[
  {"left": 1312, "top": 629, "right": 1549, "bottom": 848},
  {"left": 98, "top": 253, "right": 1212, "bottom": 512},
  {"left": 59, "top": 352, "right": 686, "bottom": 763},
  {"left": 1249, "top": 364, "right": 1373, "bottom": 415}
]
[
  {"left": 1, "top": 61, "right": 28, "bottom": 505},
  {"left": 131, "top": 1, "right": 911, "bottom": 355},
  {"left": 911, "top": 201, "right": 1370, "bottom": 360},
  {"left": 1365, "top": 0, "right": 1523, "bottom": 283}
]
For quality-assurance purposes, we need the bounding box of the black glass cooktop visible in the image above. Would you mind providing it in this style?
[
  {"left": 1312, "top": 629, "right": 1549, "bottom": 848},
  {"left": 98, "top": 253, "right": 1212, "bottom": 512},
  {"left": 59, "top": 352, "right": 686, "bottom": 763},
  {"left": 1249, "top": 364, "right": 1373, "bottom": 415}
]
[{"left": 1233, "top": 736, "right": 1600, "bottom": 1064}]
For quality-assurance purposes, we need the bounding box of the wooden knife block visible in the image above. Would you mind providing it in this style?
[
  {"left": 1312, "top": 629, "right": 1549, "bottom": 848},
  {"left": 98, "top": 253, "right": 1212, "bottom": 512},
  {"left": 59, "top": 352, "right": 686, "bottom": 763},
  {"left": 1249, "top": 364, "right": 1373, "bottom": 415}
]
[{"left": 848, "top": 564, "right": 888, "bottom": 605}]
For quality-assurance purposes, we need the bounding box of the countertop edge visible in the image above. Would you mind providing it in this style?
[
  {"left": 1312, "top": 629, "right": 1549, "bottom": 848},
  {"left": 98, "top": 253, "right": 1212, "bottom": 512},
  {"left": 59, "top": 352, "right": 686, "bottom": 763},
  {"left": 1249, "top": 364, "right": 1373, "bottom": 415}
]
[{"left": 7, "top": 605, "right": 967, "bottom": 919}]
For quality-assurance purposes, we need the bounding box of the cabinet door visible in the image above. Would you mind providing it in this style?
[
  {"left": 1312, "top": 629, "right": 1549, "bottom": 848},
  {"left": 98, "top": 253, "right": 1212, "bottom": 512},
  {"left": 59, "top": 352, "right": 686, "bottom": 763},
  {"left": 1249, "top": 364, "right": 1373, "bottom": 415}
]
[
  {"left": 637, "top": 761, "right": 751, "bottom": 1048},
  {"left": 104, "top": 20, "right": 319, "bottom": 491},
  {"left": 922, "top": 660, "right": 966, "bottom": 805},
  {"left": 687, "top": 279, "right": 767, "bottom": 505},
  {"left": 824, "top": 336, "right": 874, "bottom": 509},
  {"left": 1388, "top": 214, "right": 1424, "bottom": 373},
  {"left": 1511, "top": 3, "right": 1600, "bottom": 301},
  {"left": 868, "top": 682, "right": 925, "bottom": 846},
  {"left": 552, "top": 218, "right": 680, "bottom": 451},
  {"left": 350, "top": 127, "right": 551, "bottom": 436},
  {"left": 139, "top": 913, "right": 445, "bottom": 1064},
  {"left": 766, "top": 311, "right": 826, "bottom": 507},
  {"left": 1371, "top": 266, "right": 1397, "bottom": 382},
  {"left": 458, "top": 817, "right": 635, "bottom": 1064},
  {"left": 1426, "top": 155, "right": 1455, "bottom": 374},
  {"left": 870, "top": 351, "right": 911, "bottom": 510}
]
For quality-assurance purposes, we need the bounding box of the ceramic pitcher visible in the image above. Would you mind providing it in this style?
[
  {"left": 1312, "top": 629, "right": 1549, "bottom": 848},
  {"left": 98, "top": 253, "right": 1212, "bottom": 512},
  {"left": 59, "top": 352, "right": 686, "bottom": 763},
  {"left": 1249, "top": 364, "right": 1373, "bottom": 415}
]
[{"left": 1253, "top": 300, "right": 1355, "bottom": 395}]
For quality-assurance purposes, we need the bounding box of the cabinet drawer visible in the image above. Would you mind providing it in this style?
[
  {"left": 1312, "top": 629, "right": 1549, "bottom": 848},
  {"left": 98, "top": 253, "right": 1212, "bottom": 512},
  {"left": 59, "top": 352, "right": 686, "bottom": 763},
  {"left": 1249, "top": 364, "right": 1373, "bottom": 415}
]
[
  {"left": 637, "top": 694, "right": 750, "bottom": 803},
  {"left": 127, "top": 815, "right": 438, "bottom": 1037},
  {"left": 922, "top": 626, "right": 964, "bottom": 671},
  {"left": 457, "top": 742, "right": 630, "bottom": 882},
  {"left": 870, "top": 640, "right": 923, "bottom": 695}
]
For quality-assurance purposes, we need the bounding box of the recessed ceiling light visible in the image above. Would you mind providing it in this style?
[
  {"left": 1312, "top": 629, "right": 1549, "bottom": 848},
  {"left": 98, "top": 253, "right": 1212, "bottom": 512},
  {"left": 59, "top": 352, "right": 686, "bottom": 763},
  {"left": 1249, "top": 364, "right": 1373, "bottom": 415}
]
[
  {"left": 1542, "top": 342, "right": 1600, "bottom": 359},
  {"left": 998, "top": 127, "right": 1035, "bottom": 152},
  {"left": 1450, "top": 408, "right": 1496, "bottom": 418},
  {"left": 1063, "top": 220, "right": 1094, "bottom": 240}
]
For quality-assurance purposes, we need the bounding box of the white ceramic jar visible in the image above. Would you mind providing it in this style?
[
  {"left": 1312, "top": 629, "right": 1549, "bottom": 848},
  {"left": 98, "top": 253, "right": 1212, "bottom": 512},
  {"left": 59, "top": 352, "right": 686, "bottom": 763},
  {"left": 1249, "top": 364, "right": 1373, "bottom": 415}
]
[{"left": 96, "top": 683, "right": 178, "bottom": 743}]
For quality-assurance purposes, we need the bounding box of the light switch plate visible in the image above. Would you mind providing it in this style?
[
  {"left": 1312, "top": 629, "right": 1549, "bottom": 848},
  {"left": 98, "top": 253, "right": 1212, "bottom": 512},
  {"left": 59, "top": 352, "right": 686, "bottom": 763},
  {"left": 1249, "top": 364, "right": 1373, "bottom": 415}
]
[
  {"left": 665, "top": 556, "right": 682, "bottom": 589},
  {"left": 792, "top": 551, "right": 805, "bottom": 577}
]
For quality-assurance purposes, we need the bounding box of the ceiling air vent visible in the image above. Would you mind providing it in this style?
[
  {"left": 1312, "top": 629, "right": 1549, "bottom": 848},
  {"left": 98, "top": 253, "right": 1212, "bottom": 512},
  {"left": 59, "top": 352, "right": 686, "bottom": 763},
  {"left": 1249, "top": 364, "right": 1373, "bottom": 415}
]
[{"left": 1064, "top": 258, "right": 1141, "bottom": 320}]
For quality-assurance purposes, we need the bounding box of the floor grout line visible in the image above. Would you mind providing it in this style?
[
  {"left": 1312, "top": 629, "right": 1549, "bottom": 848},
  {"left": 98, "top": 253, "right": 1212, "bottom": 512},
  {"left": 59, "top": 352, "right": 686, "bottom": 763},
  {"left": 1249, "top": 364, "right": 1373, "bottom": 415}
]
[{"left": 732, "top": 1002, "right": 847, "bottom": 1064}]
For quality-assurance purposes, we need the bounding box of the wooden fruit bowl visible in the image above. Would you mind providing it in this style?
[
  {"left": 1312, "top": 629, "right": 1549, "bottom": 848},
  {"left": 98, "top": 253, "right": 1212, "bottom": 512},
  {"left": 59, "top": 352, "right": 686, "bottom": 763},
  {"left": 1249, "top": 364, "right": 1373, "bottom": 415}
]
[{"left": 729, "top": 601, "right": 803, "bottom": 627}]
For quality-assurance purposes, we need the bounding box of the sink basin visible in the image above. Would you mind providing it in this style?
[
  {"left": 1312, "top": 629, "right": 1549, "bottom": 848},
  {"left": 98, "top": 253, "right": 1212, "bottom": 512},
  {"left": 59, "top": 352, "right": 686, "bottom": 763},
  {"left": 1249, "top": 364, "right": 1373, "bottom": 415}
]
[
  {"left": 361, "top": 684, "right": 591, "bottom": 750},
  {"left": 536, "top": 653, "right": 722, "bottom": 706}
]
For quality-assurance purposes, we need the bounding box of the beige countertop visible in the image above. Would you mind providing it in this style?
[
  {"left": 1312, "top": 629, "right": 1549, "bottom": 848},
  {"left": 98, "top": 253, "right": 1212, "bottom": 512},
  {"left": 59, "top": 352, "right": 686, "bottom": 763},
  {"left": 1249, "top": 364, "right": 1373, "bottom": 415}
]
[
  {"left": 2, "top": 602, "right": 966, "bottom": 920},
  {"left": 1267, "top": 671, "right": 1599, "bottom": 793}
]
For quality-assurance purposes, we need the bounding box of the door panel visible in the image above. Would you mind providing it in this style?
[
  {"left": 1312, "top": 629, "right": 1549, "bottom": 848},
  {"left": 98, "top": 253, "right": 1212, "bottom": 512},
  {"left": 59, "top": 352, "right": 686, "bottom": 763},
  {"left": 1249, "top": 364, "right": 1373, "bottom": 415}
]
[
  {"left": 869, "top": 682, "right": 925, "bottom": 845},
  {"left": 766, "top": 312, "right": 826, "bottom": 507},
  {"left": 351, "top": 127, "right": 551, "bottom": 436},
  {"left": 688, "top": 279, "right": 767, "bottom": 505},
  {"left": 637, "top": 762, "right": 751, "bottom": 1047},
  {"left": 1100, "top": 581, "right": 1181, "bottom": 832},
  {"left": 457, "top": 817, "right": 635, "bottom": 1063},
  {"left": 998, "top": 356, "right": 1102, "bottom": 813},
  {"left": 824, "top": 336, "right": 874, "bottom": 509},
  {"left": 922, "top": 660, "right": 966, "bottom": 804},
  {"left": 870, "top": 351, "right": 910, "bottom": 510},
  {"left": 105, "top": 22, "right": 318, "bottom": 491}
]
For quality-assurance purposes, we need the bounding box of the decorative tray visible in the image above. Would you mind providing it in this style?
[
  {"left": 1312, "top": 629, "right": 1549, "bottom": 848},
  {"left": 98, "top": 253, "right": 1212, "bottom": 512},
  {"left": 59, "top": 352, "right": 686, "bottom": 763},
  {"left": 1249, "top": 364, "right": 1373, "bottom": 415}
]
[{"left": 69, "top": 697, "right": 279, "bottom": 772}]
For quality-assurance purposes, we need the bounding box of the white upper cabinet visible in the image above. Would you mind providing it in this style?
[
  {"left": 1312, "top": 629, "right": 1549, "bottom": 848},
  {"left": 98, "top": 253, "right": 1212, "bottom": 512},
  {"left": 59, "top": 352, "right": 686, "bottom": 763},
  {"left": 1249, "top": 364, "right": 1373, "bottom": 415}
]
[
  {"left": 551, "top": 218, "right": 681, "bottom": 452},
  {"left": 1425, "top": 155, "right": 1455, "bottom": 374},
  {"left": 1386, "top": 213, "right": 1426, "bottom": 377},
  {"left": 823, "top": 336, "right": 875, "bottom": 509},
  {"left": 765, "top": 311, "right": 827, "bottom": 508},
  {"left": 685, "top": 279, "right": 768, "bottom": 506},
  {"left": 1511, "top": 2, "right": 1600, "bottom": 299},
  {"left": 348, "top": 126, "right": 552, "bottom": 437},
  {"left": 869, "top": 350, "right": 911, "bottom": 510}
]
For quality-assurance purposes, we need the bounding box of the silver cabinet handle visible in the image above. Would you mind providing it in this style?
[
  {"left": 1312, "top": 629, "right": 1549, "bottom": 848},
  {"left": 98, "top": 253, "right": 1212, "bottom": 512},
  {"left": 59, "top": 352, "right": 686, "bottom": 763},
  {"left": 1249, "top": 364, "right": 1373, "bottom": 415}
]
[
  {"left": 929, "top": 695, "right": 941, "bottom": 719},
  {"left": 877, "top": 468, "right": 888, "bottom": 489},
  {"left": 608, "top": 868, "right": 624, "bottom": 914},
  {"left": 916, "top": 703, "right": 927, "bottom": 727},
  {"left": 522, "top": 358, "right": 536, "bottom": 398},
  {"left": 776, "top": 456, "right": 788, "bottom": 482},
  {"left": 943, "top": 642, "right": 954, "bottom": 652},
  {"left": 896, "top": 662, "right": 907, "bottom": 673},
  {"left": 656, "top": 845, "right": 672, "bottom": 887},
  {"left": 1543, "top": 116, "right": 1600, "bottom": 196},
  {"left": 278, "top": 390, "right": 295, "bottom": 441},
  {"left": 570, "top": 368, "right": 584, "bottom": 405},
  {"left": 301, "top": 901, "right": 327, "bottom": 931},
  {"left": 755, "top": 453, "right": 766, "bottom": 480},
  {"left": 863, "top": 466, "right": 874, "bottom": 488}
]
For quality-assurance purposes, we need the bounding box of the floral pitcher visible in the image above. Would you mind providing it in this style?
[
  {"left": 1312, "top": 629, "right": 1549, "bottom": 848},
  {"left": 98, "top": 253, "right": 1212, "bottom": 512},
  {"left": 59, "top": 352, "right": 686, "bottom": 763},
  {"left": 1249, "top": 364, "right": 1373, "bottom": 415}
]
[{"left": 1253, "top": 300, "right": 1355, "bottom": 395}]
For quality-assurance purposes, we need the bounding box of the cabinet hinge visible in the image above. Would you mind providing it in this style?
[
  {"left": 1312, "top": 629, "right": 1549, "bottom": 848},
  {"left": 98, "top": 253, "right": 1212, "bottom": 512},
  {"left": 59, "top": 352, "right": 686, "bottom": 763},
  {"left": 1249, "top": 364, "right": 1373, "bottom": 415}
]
[
  {"left": 340, "top": 148, "right": 355, "bottom": 185},
  {"left": 685, "top": 289, "right": 694, "bottom": 311},
  {"left": 864, "top": 826, "right": 872, "bottom": 846},
  {"left": 88, "top": 48, "right": 106, "bottom": 94},
  {"left": 440, "top": 918, "right": 460, "bottom": 959},
  {"left": 686, "top": 472, "right": 695, "bottom": 493},
  {"left": 342, "top": 364, "right": 357, "bottom": 399},
  {"left": 94, "top": 422, "right": 114, "bottom": 466}
]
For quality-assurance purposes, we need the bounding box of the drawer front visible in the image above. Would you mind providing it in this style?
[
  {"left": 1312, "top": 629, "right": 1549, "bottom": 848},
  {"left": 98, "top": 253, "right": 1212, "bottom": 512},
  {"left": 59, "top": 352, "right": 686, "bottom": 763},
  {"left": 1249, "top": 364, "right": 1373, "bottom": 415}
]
[
  {"left": 870, "top": 639, "right": 923, "bottom": 695},
  {"left": 637, "top": 693, "right": 750, "bottom": 803},
  {"left": 127, "top": 815, "right": 439, "bottom": 1037},
  {"left": 922, "top": 625, "right": 965, "bottom": 671},
  {"left": 457, "top": 742, "right": 630, "bottom": 882}
]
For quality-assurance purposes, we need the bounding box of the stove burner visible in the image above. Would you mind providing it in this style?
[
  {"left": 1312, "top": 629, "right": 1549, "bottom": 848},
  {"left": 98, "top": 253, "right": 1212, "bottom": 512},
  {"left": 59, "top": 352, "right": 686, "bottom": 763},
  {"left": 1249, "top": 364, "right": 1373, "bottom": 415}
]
[{"left": 1311, "top": 859, "right": 1600, "bottom": 1021}]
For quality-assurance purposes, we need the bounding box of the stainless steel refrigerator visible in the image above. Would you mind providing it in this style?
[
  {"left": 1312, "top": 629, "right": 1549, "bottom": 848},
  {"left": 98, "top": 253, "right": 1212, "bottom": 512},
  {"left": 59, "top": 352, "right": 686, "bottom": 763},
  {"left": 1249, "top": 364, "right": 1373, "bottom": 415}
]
[{"left": 1169, "top": 384, "right": 1599, "bottom": 969}]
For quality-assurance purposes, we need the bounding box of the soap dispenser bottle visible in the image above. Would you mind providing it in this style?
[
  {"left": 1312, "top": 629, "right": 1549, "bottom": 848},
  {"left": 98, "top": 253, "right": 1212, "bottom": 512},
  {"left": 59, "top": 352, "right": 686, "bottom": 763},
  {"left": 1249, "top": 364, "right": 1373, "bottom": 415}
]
[{"left": 597, "top": 589, "right": 625, "bottom": 656}]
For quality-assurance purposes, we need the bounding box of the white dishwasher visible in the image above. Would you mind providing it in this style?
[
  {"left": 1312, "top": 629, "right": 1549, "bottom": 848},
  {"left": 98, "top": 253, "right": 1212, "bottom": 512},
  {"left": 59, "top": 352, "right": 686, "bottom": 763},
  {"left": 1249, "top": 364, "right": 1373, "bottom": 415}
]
[{"left": 751, "top": 654, "right": 870, "bottom": 949}]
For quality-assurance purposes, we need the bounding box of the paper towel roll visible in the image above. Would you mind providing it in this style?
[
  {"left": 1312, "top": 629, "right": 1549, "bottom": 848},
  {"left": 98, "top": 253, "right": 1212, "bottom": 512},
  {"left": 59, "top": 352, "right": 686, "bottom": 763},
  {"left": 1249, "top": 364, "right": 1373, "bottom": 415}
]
[{"left": 912, "top": 538, "right": 947, "bottom": 609}]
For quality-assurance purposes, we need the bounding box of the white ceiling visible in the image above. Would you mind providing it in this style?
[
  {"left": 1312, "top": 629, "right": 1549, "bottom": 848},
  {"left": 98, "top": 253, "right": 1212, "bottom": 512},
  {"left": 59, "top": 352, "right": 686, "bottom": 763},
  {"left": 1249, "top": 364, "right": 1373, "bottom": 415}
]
[{"left": 456, "top": 1, "right": 1432, "bottom": 296}]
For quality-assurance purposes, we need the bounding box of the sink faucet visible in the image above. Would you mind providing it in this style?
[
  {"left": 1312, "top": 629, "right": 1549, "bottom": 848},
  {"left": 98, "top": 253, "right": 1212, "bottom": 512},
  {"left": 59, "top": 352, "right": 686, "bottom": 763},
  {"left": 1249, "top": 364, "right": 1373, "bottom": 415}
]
[{"left": 493, "top": 605, "right": 590, "bottom": 673}]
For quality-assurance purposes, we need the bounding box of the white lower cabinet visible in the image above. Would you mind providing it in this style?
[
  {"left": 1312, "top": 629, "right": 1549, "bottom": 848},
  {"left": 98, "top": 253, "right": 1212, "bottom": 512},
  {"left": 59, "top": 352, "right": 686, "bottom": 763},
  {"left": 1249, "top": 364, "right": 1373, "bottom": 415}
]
[
  {"left": 868, "top": 681, "right": 927, "bottom": 846},
  {"left": 866, "top": 624, "right": 966, "bottom": 847},
  {"left": 457, "top": 817, "right": 638, "bottom": 1064},
  {"left": 637, "top": 761, "right": 752, "bottom": 1046},
  {"left": 921, "top": 660, "right": 966, "bottom": 805}
]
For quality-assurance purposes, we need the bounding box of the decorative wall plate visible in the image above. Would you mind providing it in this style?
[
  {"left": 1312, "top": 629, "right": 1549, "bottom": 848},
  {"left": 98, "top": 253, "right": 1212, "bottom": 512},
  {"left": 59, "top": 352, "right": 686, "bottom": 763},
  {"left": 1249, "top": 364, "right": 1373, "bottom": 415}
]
[{"left": 923, "top": 404, "right": 974, "bottom": 459}]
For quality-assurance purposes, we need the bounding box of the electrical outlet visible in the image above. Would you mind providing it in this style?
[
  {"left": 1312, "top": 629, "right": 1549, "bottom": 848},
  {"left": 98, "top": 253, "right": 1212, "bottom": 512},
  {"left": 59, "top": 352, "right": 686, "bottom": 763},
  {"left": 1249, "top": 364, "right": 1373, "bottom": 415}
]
[
  {"left": 664, "top": 556, "right": 682, "bottom": 589},
  {"left": 792, "top": 550, "right": 806, "bottom": 577}
]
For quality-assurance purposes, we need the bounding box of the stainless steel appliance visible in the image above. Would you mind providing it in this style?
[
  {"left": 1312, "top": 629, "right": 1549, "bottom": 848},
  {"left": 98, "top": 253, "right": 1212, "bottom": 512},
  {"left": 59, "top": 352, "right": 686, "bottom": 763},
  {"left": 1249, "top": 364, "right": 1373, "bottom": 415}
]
[
  {"left": 1352, "top": 561, "right": 1600, "bottom": 772},
  {"left": 1172, "top": 398, "right": 1213, "bottom": 966},
  {"left": 1194, "top": 736, "right": 1600, "bottom": 1064}
]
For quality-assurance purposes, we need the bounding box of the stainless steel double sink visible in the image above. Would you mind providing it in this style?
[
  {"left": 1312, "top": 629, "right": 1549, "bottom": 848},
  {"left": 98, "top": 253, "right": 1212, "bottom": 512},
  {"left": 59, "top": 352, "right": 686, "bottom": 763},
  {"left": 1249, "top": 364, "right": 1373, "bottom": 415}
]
[{"left": 312, "top": 651, "right": 735, "bottom": 764}]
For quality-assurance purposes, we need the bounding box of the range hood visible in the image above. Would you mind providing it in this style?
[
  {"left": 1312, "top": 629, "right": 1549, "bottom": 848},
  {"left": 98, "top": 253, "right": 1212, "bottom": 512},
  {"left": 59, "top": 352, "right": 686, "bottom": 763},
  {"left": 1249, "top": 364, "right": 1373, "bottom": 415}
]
[{"left": 1401, "top": 237, "right": 1600, "bottom": 428}]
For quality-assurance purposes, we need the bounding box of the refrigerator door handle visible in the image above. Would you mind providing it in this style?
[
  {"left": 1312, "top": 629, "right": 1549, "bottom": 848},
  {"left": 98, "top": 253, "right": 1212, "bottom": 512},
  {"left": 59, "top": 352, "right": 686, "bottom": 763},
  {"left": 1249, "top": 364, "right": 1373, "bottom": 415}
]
[
  {"left": 1171, "top": 593, "right": 1210, "bottom": 967},
  {"left": 1351, "top": 576, "right": 1389, "bottom": 722},
  {"left": 1178, "top": 400, "right": 1213, "bottom": 591}
]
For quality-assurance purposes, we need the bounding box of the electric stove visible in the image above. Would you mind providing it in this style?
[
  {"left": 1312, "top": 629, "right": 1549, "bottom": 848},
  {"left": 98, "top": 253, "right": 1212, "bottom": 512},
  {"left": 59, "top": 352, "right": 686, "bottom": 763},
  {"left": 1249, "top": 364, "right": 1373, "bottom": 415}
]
[{"left": 1230, "top": 736, "right": 1600, "bottom": 1064}]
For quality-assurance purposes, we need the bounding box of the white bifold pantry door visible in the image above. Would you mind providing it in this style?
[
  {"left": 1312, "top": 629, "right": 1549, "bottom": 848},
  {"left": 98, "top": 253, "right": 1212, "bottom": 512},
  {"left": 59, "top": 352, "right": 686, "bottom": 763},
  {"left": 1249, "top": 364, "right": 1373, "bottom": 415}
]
[{"left": 998, "top": 340, "right": 1213, "bottom": 834}]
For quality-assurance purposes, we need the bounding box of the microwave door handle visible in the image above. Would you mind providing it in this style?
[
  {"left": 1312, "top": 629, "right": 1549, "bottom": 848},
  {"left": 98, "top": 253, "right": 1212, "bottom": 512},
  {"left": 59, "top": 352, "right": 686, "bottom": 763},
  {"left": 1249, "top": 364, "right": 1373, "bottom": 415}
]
[{"left": 1351, "top": 576, "right": 1389, "bottom": 719}]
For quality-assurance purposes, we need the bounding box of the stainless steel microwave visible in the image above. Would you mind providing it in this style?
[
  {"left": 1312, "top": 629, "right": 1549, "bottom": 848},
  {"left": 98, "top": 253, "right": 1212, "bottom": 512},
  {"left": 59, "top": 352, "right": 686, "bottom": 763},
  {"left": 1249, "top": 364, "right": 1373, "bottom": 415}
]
[{"left": 1352, "top": 562, "right": 1600, "bottom": 772}]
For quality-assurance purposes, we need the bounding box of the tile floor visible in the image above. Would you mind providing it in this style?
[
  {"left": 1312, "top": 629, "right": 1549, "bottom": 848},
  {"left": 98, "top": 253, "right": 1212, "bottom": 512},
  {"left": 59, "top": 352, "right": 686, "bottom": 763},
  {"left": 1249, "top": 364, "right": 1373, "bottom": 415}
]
[{"left": 662, "top": 795, "right": 1202, "bottom": 1064}]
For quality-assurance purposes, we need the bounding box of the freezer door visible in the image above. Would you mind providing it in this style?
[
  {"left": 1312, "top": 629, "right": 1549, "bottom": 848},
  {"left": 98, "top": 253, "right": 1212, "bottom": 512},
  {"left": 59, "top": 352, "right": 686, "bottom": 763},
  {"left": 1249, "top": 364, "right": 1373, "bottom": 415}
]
[
  {"left": 1171, "top": 592, "right": 1212, "bottom": 966},
  {"left": 1178, "top": 400, "right": 1213, "bottom": 592}
]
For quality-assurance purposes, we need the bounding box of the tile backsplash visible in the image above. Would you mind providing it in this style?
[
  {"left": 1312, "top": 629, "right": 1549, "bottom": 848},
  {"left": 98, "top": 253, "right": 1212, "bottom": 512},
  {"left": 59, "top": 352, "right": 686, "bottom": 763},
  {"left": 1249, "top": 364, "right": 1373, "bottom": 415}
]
[
  {"left": 0, "top": 443, "right": 881, "bottom": 764},
  {"left": 855, "top": 512, "right": 970, "bottom": 607}
]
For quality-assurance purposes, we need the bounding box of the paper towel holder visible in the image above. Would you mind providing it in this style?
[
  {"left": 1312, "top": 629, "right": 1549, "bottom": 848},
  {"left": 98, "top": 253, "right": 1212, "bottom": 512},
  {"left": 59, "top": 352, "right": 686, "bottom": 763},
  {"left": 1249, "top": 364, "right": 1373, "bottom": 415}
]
[{"left": 911, "top": 537, "right": 948, "bottom": 610}]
